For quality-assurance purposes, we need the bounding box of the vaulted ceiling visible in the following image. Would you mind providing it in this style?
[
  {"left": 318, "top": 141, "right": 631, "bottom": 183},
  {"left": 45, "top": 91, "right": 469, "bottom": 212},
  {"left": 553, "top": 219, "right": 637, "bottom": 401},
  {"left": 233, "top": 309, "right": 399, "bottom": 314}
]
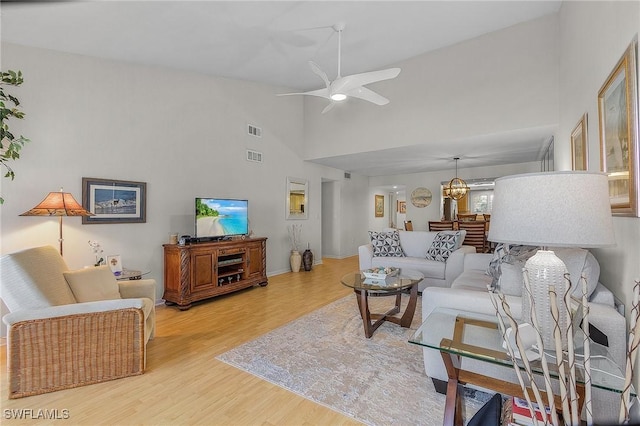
[{"left": 1, "top": 1, "right": 562, "bottom": 175}]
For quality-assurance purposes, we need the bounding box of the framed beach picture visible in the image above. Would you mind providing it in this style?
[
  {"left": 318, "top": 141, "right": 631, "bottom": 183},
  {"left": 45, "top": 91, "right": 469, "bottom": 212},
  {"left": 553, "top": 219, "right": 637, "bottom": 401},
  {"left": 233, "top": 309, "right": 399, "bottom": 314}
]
[
  {"left": 597, "top": 38, "right": 639, "bottom": 217},
  {"left": 571, "top": 113, "right": 588, "bottom": 171},
  {"left": 82, "top": 177, "right": 147, "bottom": 224},
  {"left": 398, "top": 200, "right": 406, "bottom": 214},
  {"left": 374, "top": 194, "right": 384, "bottom": 217}
]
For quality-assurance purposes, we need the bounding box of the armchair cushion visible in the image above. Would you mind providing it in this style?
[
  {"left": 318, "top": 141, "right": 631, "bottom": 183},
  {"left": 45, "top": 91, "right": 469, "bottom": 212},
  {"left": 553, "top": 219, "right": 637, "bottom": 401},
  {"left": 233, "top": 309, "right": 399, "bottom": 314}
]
[{"left": 64, "top": 266, "right": 122, "bottom": 302}]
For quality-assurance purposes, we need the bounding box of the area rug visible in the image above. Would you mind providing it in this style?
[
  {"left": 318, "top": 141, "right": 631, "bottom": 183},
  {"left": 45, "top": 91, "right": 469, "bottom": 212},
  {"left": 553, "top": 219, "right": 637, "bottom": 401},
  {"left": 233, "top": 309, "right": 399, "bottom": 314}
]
[{"left": 216, "top": 295, "right": 491, "bottom": 425}]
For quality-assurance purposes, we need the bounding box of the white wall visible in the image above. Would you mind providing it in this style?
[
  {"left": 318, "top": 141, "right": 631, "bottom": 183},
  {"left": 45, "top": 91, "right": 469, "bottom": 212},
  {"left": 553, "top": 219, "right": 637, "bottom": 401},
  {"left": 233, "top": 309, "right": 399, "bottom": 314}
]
[
  {"left": 557, "top": 1, "right": 640, "bottom": 320},
  {"left": 303, "top": 13, "right": 559, "bottom": 161},
  {"left": 0, "top": 43, "right": 365, "bottom": 303},
  {"left": 367, "top": 161, "right": 542, "bottom": 232}
]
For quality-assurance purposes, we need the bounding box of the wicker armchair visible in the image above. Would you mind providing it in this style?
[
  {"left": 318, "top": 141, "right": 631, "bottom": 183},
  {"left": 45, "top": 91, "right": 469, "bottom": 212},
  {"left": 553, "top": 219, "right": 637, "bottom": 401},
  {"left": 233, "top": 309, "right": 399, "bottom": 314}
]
[{"left": 1, "top": 246, "right": 156, "bottom": 398}]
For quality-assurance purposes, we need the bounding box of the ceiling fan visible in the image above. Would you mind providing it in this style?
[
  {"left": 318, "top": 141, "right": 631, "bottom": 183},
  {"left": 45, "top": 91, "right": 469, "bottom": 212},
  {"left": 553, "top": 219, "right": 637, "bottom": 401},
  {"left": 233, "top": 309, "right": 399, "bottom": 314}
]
[{"left": 278, "top": 23, "right": 401, "bottom": 113}]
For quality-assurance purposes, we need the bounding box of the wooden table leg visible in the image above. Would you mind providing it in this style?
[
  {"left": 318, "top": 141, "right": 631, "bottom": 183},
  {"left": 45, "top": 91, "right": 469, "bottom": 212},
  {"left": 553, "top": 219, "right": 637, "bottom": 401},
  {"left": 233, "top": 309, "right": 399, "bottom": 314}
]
[
  {"left": 355, "top": 289, "right": 374, "bottom": 338},
  {"left": 399, "top": 283, "right": 418, "bottom": 327},
  {"left": 441, "top": 350, "right": 464, "bottom": 426}
]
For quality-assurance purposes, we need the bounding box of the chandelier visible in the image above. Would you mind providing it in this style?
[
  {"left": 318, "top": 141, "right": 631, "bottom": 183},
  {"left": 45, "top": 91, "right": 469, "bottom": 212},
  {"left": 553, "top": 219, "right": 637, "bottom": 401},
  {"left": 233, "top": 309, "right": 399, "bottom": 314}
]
[{"left": 447, "top": 157, "right": 469, "bottom": 200}]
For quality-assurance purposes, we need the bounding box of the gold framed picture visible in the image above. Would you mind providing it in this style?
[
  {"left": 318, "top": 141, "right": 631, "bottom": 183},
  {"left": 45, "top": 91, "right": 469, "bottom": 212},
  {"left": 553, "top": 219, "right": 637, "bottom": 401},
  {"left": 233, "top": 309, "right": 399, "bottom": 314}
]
[
  {"left": 398, "top": 201, "right": 406, "bottom": 214},
  {"left": 374, "top": 194, "right": 384, "bottom": 217},
  {"left": 597, "top": 38, "right": 639, "bottom": 217},
  {"left": 571, "top": 113, "right": 588, "bottom": 171}
]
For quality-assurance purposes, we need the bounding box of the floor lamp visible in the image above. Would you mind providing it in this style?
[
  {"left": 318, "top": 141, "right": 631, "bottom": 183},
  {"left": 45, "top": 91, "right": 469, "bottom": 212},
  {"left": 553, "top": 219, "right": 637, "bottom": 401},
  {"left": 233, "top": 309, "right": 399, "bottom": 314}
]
[
  {"left": 488, "top": 171, "right": 615, "bottom": 349},
  {"left": 20, "top": 189, "right": 94, "bottom": 256}
]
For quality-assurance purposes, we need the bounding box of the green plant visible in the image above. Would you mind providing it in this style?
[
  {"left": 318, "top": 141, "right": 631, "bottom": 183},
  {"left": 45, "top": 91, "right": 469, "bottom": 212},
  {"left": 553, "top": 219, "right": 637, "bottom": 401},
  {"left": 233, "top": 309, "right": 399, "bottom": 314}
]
[{"left": 1, "top": 70, "right": 30, "bottom": 204}]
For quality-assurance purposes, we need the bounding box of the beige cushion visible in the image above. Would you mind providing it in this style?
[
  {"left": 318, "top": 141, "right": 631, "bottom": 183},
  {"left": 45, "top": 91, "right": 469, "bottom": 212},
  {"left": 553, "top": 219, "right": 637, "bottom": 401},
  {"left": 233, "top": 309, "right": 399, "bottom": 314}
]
[{"left": 64, "top": 266, "right": 122, "bottom": 302}]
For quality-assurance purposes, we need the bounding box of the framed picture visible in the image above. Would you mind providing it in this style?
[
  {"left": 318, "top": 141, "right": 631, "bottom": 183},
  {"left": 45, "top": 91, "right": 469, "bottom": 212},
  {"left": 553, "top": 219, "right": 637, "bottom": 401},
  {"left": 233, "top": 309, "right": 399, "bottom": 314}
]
[
  {"left": 82, "top": 177, "right": 147, "bottom": 224},
  {"left": 398, "top": 201, "right": 406, "bottom": 214},
  {"left": 374, "top": 194, "right": 384, "bottom": 217},
  {"left": 571, "top": 113, "right": 588, "bottom": 171},
  {"left": 107, "top": 255, "right": 123, "bottom": 275},
  {"left": 597, "top": 38, "right": 639, "bottom": 217}
]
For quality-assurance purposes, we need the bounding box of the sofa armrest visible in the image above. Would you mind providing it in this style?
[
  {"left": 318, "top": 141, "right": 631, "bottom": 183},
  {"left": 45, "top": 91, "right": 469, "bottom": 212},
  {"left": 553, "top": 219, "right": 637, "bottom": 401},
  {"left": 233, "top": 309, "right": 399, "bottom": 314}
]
[
  {"left": 118, "top": 278, "right": 156, "bottom": 301},
  {"left": 463, "top": 253, "right": 494, "bottom": 271},
  {"left": 588, "top": 302, "right": 627, "bottom": 370},
  {"left": 422, "top": 286, "right": 522, "bottom": 321},
  {"left": 358, "top": 244, "right": 374, "bottom": 270},
  {"left": 442, "top": 246, "right": 476, "bottom": 286}
]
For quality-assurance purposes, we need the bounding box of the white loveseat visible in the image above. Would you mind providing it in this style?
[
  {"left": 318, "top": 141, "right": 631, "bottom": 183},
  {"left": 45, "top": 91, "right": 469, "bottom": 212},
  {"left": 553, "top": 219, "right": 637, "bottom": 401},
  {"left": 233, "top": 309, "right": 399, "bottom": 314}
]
[
  {"left": 359, "top": 229, "right": 475, "bottom": 291},
  {"left": 421, "top": 248, "right": 627, "bottom": 423}
]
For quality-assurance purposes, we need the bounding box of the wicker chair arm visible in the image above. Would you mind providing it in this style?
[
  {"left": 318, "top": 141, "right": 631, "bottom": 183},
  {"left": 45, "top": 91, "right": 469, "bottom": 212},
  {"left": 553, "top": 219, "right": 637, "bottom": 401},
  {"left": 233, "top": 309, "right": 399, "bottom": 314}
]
[
  {"left": 2, "top": 298, "right": 147, "bottom": 326},
  {"left": 6, "top": 307, "right": 145, "bottom": 399}
]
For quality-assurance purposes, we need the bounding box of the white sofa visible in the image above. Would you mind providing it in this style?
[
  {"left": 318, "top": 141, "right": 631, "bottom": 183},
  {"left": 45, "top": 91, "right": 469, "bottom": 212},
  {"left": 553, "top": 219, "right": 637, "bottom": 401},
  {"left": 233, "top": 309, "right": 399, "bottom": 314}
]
[
  {"left": 358, "top": 229, "right": 475, "bottom": 291},
  {"left": 421, "top": 248, "right": 627, "bottom": 423}
]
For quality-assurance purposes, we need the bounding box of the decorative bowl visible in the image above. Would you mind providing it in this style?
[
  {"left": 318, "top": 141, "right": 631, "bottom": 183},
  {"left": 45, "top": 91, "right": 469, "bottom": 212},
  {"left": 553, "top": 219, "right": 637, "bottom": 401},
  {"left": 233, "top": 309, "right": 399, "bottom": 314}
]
[{"left": 362, "top": 267, "right": 398, "bottom": 280}]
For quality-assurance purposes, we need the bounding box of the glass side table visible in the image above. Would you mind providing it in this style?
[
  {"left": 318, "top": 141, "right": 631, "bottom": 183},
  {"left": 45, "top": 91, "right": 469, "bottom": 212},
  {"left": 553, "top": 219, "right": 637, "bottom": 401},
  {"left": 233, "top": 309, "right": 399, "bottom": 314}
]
[
  {"left": 409, "top": 308, "right": 632, "bottom": 426},
  {"left": 115, "top": 268, "right": 150, "bottom": 281}
]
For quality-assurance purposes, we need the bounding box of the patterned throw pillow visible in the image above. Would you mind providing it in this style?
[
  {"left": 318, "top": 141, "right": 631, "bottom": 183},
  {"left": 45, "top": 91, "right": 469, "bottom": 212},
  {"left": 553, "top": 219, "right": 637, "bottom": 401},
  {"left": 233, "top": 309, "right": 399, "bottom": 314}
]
[
  {"left": 486, "top": 244, "right": 538, "bottom": 290},
  {"left": 369, "top": 230, "right": 405, "bottom": 257},
  {"left": 425, "top": 231, "right": 463, "bottom": 262}
]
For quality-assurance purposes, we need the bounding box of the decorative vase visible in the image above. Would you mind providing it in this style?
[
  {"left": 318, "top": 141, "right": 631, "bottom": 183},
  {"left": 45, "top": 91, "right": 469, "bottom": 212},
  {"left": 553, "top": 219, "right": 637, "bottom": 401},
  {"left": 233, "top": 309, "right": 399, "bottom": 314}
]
[
  {"left": 290, "top": 250, "right": 301, "bottom": 272},
  {"left": 302, "top": 248, "right": 313, "bottom": 271}
]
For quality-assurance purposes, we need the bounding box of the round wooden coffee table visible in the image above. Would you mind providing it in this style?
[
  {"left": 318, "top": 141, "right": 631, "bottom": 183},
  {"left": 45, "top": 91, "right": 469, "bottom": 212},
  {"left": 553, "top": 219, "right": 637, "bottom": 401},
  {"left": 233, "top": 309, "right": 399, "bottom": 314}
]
[{"left": 341, "top": 270, "right": 423, "bottom": 338}]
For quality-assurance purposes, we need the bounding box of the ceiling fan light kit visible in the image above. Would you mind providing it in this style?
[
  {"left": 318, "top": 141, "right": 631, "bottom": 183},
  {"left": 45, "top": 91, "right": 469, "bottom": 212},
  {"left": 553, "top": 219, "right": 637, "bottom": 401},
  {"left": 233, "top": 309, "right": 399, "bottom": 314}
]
[{"left": 278, "top": 24, "right": 401, "bottom": 113}]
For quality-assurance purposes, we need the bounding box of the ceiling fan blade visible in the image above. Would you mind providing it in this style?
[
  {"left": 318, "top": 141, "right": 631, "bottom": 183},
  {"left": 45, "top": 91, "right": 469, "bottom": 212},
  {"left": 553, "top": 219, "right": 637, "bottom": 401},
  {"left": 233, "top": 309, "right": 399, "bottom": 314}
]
[
  {"left": 277, "top": 87, "right": 330, "bottom": 99},
  {"left": 345, "top": 86, "right": 389, "bottom": 106},
  {"left": 322, "top": 102, "right": 336, "bottom": 114},
  {"left": 309, "top": 61, "right": 330, "bottom": 89},
  {"left": 339, "top": 68, "right": 401, "bottom": 93}
]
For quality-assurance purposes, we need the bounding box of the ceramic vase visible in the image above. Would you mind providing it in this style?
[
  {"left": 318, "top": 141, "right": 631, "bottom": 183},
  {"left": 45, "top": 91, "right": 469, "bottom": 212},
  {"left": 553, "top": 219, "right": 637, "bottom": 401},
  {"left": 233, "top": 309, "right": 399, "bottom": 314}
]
[
  {"left": 290, "top": 250, "right": 301, "bottom": 272},
  {"left": 302, "top": 249, "right": 313, "bottom": 271}
]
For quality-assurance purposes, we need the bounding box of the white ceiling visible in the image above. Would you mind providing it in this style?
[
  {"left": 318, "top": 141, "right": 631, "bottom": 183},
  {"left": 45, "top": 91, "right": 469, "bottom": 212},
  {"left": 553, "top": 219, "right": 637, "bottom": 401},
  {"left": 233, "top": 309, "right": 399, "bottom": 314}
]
[{"left": 0, "top": 0, "right": 562, "bottom": 176}]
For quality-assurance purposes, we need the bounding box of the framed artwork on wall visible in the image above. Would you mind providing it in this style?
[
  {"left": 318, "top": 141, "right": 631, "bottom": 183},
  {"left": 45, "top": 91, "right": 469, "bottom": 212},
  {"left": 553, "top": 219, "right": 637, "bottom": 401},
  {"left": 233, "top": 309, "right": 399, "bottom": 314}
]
[
  {"left": 374, "top": 194, "right": 384, "bottom": 217},
  {"left": 397, "top": 200, "right": 406, "bottom": 214},
  {"left": 571, "top": 113, "right": 588, "bottom": 171},
  {"left": 82, "top": 177, "right": 147, "bottom": 224},
  {"left": 597, "top": 38, "right": 639, "bottom": 217}
]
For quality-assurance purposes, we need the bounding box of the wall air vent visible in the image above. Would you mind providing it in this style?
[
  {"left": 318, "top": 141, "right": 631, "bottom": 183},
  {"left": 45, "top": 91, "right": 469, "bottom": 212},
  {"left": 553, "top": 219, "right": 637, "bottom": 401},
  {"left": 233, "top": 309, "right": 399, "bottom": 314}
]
[
  {"left": 344, "top": 172, "right": 351, "bottom": 179},
  {"left": 246, "top": 149, "right": 263, "bottom": 163},
  {"left": 247, "top": 124, "right": 262, "bottom": 138}
]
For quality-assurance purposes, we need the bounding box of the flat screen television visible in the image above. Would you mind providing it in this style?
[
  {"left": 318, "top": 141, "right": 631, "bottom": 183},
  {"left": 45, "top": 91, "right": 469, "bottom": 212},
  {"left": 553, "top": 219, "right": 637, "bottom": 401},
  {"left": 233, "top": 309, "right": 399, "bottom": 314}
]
[{"left": 195, "top": 198, "right": 249, "bottom": 240}]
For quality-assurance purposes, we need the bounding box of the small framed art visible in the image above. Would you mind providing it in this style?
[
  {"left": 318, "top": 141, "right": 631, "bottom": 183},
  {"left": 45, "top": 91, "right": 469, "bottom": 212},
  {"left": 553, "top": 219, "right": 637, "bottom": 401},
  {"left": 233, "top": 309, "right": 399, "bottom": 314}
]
[
  {"left": 374, "top": 194, "right": 384, "bottom": 217},
  {"left": 82, "top": 177, "right": 147, "bottom": 224},
  {"left": 571, "top": 113, "right": 588, "bottom": 171}
]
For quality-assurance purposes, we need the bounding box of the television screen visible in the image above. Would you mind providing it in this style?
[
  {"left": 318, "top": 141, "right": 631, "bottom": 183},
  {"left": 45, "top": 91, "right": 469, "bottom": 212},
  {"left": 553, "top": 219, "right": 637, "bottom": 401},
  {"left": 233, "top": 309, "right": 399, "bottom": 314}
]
[{"left": 195, "top": 198, "right": 248, "bottom": 239}]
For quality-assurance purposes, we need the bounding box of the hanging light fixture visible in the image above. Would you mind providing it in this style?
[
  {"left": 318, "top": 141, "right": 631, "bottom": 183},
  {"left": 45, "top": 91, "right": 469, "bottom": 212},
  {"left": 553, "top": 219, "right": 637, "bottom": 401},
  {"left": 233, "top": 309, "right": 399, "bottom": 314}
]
[{"left": 447, "top": 157, "right": 469, "bottom": 200}]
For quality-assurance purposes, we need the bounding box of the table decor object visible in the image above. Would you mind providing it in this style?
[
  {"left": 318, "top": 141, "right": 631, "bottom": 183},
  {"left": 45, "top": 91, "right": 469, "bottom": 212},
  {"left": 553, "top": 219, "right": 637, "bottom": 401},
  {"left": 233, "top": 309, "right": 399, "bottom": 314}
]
[{"left": 362, "top": 267, "right": 398, "bottom": 280}]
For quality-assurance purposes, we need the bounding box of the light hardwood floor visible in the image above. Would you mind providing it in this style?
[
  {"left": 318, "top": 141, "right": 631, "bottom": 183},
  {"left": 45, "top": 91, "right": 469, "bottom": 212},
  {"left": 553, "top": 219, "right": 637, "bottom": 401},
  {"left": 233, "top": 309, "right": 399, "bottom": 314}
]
[{"left": 1, "top": 257, "right": 364, "bottom": 425}]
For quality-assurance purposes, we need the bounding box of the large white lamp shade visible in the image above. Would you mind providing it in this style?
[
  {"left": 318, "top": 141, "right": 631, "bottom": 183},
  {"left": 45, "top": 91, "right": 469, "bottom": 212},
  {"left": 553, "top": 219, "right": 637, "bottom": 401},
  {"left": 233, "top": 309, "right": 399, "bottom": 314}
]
[{"left": 488, "top": 171, "right": 615, "bottom": 348}]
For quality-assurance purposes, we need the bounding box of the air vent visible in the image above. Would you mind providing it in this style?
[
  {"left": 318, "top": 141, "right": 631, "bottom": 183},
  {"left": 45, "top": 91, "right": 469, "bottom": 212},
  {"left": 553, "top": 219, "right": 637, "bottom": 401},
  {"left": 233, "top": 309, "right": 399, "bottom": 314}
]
[
  {"left": 344, "top": 172, "right": 351, "bottom": 179},
  {"left": 247, "top": 124, "right": 262, "bottom": 138},
  {"left": 246, "top": 149, "right": 263, "bottom": 163}
]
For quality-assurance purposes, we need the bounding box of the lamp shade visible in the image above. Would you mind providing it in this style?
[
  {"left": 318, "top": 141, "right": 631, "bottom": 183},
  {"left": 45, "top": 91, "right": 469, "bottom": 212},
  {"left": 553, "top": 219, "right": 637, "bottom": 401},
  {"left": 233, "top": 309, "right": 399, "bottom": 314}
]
[
  {"left": 488, "top": 171, "right": 615, "bottom": 248},
  {"left": 20, "top": 191, "right": 93, "bottom": 217}
]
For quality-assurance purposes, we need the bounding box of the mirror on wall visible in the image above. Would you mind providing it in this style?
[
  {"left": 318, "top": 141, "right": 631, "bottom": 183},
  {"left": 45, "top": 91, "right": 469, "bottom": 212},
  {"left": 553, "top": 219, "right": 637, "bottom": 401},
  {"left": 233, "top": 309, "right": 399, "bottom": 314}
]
[{"left": 286, "top": 177, "right": 308, "bottom": 220}]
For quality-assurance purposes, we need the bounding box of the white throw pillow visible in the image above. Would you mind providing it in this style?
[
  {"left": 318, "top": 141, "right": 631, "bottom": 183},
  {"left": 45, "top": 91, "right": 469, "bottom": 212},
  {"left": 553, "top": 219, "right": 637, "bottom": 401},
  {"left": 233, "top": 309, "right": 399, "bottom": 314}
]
[
  {"left": 497, "top": 262, "right": 524, "bottom": 296},
  {"left": 64, "top": 266, "right": 122, "bottom": 302}
]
